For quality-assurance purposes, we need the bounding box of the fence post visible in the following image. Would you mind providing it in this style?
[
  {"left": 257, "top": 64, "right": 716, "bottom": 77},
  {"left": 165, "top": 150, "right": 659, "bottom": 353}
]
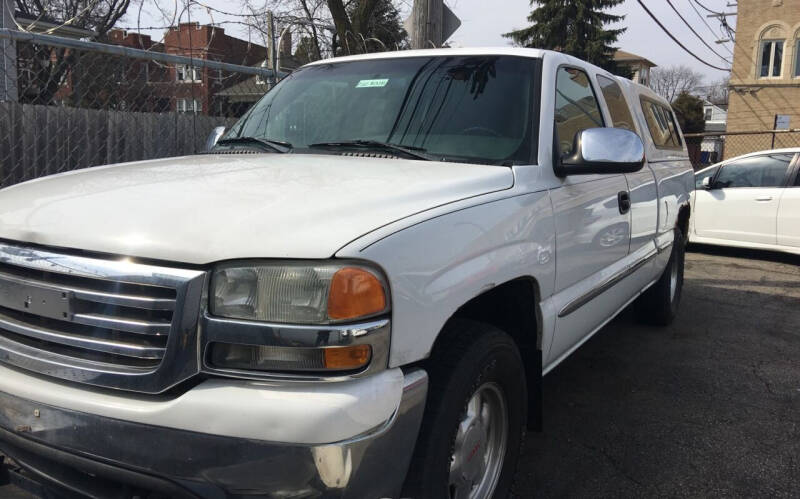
[{"left": 0, "top": 0, "right": 18, "bottom": 102}]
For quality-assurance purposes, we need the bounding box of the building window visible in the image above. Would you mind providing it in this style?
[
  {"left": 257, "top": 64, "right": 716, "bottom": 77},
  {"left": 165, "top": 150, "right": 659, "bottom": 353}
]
[
  {"left": 704, "top": 107, "right": 712, "bottom": 121},
  {"left": 795, "top": 39, "right": 800, "bottom": 77},
  {"left": 177, "top": 98, "right": 202, "bottom": 113},
  {"left": 176, "top": 64, "right": 200, "bottom": 82},
  {"left": 759, "top": 40, "right": 784, "bottom": 78},
  {"left": 639, "top": 66, "right": 649, "bottom": 87}
]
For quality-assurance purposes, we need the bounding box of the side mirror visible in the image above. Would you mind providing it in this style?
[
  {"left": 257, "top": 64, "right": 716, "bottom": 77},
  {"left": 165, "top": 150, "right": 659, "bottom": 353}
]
[
  {"left": 556, "top": 128, "right": 645, "bottom": 177},
  {"left": 206, "top": 126, "right": 226, "bottom": 152},
  {"left": 701, "top": 176, "right": 712, "bottom": 189}
]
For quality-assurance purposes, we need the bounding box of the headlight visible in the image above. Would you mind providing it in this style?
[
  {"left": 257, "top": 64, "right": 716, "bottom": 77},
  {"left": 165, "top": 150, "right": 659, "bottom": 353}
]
[{"left": 211, "top": 261, "right": 389, "bottom": 324}]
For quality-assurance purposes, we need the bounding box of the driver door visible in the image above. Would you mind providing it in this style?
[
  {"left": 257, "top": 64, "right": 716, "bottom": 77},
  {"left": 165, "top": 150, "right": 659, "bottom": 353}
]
[{"left": 547, "top": 64, "right": 632, "bottom": 364}]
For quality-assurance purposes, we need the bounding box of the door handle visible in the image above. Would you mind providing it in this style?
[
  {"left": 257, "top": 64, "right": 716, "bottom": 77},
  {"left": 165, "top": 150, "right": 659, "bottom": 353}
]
[
  {"left": 755, "top": 196, "right": 773, "bottom": 202},
  {"left": 618, "top": 191, "right": 631, "bottom": 214}
]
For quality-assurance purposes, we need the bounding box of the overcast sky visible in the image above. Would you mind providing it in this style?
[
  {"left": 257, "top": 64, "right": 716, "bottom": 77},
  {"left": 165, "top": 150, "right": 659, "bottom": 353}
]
[
  {"left": 130, "top": 0, "right": 736, "bottom": 84},
  {"left": 446, "top": 0, "right": 734, "bottom": 83}
]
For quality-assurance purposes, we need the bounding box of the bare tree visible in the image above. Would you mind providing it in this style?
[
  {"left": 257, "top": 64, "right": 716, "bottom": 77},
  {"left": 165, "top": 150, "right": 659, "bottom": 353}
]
[
  {"left": 15, "top": 0, "right": 132, "bottom": 38},
  {"left": 650, "top": 65, "right": 703, "bottom": 103},
  {"left": 703, "top": 77, "right": 729, "bottom": 106},
  {"left": 238, "top": 0, "right": 406, "bottom": 60},
  {"left": 15, "top": 0, "right": 132, "bottom": 104}
]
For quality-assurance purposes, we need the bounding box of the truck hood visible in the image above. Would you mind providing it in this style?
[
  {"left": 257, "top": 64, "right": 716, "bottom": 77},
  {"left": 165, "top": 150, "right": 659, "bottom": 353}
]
[{"left": 0, "top": 154, "right": 513, "bottom": 264}]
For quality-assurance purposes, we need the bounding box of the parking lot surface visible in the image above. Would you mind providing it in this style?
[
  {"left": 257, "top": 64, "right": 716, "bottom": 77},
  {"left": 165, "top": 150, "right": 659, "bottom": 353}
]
[
  {"left": 516, "top": 246, "right": 800, "bottom": 497},
  {"left": 2, "top": 246, "right": 798, "bottom": 498}
]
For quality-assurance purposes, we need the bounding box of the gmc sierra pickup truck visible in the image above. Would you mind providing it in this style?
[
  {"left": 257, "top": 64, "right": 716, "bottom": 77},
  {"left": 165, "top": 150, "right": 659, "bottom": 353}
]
[{"left": 0, "top": 48, "right": 693, "bottom": 498}]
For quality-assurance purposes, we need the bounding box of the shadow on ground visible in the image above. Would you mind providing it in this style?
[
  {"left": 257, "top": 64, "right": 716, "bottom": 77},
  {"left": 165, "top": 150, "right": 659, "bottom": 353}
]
[{"left": 515, "top": 247, "right": 800, "bottom": 498}]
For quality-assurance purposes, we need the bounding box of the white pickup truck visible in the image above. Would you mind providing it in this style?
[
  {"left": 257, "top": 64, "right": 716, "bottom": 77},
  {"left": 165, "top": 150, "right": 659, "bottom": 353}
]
[{"left": 0, "top": 48, "right": 692, "bottom": 498}]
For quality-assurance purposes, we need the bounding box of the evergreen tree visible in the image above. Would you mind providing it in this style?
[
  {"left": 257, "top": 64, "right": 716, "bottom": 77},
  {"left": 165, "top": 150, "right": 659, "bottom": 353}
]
[
  {"left": 505, "top": 0, "right": 627, "bottom": 75},
  {"left": 329, "top": 0, "right": 408, "bottom": 55},
  {"left": 349, "top": 0, "right": 409, "bottom": 52}
]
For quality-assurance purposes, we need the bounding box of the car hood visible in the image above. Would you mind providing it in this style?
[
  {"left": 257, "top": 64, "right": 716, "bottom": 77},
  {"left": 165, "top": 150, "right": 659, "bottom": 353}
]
[{"left": 0, "top": 153, "right": 513, "bottom": 264}]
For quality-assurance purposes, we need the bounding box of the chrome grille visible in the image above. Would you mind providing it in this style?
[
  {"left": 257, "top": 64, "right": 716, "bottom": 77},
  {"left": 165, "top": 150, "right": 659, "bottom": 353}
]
[{"left": 0, "top": 241, "right": 205, "bottom": 393}]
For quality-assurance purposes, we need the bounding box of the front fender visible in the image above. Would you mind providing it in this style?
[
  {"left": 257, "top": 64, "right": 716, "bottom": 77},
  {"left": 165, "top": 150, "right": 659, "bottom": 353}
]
[{"left": 337, "top": 192, "right": 556, "bottom": 367}]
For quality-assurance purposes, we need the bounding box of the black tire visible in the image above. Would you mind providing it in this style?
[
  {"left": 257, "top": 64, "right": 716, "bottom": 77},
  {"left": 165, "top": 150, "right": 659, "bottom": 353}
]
[
  {"left": 635, "top": 228, "right": 685, "bottom": 326},
  {"left": 402, "top": 319, "right": 527, "bottom": 499}
]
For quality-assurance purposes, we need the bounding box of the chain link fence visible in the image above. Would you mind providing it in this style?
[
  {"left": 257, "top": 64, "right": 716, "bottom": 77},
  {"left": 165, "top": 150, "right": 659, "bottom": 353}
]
[
  {"left": 685, "top": 130, "right": 800, "bottom": 169},
  {"left": 0, "top": 29, "right": 279, "bottom": 189},
  {"left": 4, "top": 30, "right": 799, "bottom": 184}
]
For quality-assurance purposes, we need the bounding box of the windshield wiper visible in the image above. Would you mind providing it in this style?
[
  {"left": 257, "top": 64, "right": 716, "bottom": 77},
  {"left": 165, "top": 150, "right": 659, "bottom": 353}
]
[
  {"left": 308, "top": 140, "right": 434, "bottom": 161},
  {"left": 215, "top": 136, "right": 292, "bottom": 153}
]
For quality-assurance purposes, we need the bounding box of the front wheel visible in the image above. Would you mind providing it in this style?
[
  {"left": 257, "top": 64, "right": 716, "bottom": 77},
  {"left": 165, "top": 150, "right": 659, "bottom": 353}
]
[
  {"left": 635, "top": 227, "right": 685, "bottom": 326},
  {"left": 403, "top": 320, "right": 527, "bottom": 499}
]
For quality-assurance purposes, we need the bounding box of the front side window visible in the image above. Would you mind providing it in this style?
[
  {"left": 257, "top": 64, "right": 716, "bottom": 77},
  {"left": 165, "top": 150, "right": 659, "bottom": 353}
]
[
  {"left": 554, "top": 67, "right": 604, "bottom": 156},
  {"left": 596, "top": 75, "right": 636, "bottom": 132},
  {"left": 713, "top": 154, "right": 794, "bottom": 188},
  {"left": 759, "top": 40, "right": 784, "bottom": 78},
  {"left": 695, "top": 166, "right": 719, "bottom": 189},
  {"left": 641, "top": 99, "right": 682, "bottom": 149},
  {"left": 226, "top": 56, "right": 540, "bottom": 165}
]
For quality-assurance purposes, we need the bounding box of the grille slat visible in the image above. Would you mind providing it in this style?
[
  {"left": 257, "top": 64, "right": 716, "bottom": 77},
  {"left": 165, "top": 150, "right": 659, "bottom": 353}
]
[
  {"left": 71, "top": 313, "right": 172, "bottom": 336},
  {"left": 0, "top": 310, "right": 166, "bottom": 360},
  {"left": 0, "top": 269, "right": 177, "bottom": 311},
  {"left": 0, "top": 241, "right": 205, "bottom": 393}
]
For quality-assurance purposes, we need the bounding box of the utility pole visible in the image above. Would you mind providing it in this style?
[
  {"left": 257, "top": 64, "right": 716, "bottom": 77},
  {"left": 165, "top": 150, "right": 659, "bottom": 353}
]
[
  {"left": 1, "top": 0, "right": 18, "bottom": 102},
  {"left": 410, "top": 0, "right": 442, "bottom": 49},
  {"left": 406, "top": 0, "right": 461, "bottom": 50},
  {"left": 266, "top": 11, "right": 277, "bottom": 87}
]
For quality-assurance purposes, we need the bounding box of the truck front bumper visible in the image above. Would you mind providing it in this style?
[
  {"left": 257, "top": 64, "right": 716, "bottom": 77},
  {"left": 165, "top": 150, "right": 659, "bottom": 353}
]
[{"left": 0, "top": 368, "right": 428, "bottom": 498}]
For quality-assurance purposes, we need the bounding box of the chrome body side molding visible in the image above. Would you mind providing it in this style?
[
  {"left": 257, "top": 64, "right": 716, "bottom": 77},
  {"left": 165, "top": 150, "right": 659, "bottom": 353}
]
[{"left": 558, "top": 244, "right": 666, "bottom": 318}]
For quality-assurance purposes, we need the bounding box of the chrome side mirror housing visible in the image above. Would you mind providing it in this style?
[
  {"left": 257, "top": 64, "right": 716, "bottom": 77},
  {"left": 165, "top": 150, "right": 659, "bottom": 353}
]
[
  {"left": 556, "top": 128, "right": 646, "bottom": 176},
  {"left": 206, "top": 126, "right": 226, "bottom": 152},
  {"left": 701, "top": 176, "right": 712, "bottom": 189}
]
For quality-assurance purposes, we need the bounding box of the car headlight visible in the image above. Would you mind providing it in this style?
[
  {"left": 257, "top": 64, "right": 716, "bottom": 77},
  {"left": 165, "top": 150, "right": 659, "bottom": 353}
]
[
  {"left": 211, "top": 261, "right": 389, "bottom": 324},
  {"left": 205, "top": 261, "right": 390, "bottom": 376}
]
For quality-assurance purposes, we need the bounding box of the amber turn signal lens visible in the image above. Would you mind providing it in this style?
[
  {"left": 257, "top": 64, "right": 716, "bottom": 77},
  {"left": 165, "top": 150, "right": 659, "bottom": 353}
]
[
  {"left": 323, "top": 345, "right": 372, "bottom": 370},
  {"left": 327, "top": 267, "right": 387, "bottom": 320}
]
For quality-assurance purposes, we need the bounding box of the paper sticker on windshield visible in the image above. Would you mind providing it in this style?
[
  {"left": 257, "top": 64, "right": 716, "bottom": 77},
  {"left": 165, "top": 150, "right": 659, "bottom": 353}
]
[{"left": 356, "top": 79, "right": 389, "bottom": 88}]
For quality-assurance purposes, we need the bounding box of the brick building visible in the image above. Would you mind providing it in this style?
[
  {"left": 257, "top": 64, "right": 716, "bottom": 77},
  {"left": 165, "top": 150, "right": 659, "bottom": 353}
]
[
  {"left": 727, "top": 0, "right": 800, "bottom": 157},
  {"left": 107, "top": 24, "right": 267, "bottom": 116},
  {"left": 161, "top": 23, "right": 266, "bottom": 116}
]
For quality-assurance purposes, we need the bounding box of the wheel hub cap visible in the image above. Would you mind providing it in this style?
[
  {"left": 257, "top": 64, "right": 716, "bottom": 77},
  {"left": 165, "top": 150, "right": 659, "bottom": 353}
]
[{"left": 449, "top": 382, "right": 508, "bottom": 499}]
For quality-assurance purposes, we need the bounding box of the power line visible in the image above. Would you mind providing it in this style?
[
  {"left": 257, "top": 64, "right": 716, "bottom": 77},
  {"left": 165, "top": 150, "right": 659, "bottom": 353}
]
[
  {"left": 688, "top": 0, "right": 734, "bottom": 56},
  {"left": 693, "top": 0, "right": 725, "bottom": 16},
  {"left": 635, "top": 0, "right": 730, "bottom": 72},
  {"left": 665, "top": 0, "right": 731, "bottom": 64}
]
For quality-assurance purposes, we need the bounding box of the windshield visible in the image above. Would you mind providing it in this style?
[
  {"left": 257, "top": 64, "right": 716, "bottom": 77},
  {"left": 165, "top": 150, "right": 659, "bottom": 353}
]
[{"left": 225, "top": 55, "right": 540, "bottom": 165}]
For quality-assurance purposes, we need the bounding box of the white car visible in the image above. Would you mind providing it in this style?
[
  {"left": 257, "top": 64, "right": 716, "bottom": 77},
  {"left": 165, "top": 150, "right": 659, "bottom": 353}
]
[
  {"left": 690, "top": 148, "right": 800, "bottom": 255},
  {"left": 0, "top": 48, "right": 693, "bottom": 498}
]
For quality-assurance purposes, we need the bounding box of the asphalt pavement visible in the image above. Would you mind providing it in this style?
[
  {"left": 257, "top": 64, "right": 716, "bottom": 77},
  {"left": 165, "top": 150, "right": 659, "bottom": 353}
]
[
  {"left": 2, "top": 245, "right": 798, "bottom": 498},
  {"left": 515, "top": 245, "right": 800, "bottom": 497}
]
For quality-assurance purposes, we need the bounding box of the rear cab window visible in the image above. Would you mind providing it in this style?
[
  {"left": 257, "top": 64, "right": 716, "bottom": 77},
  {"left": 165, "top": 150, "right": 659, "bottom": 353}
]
[{"left": 640, "top": 98, "right": 682, "bottom": 149}]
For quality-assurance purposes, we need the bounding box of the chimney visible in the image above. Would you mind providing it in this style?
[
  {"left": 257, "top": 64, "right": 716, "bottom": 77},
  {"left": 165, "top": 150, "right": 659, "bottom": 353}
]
[{"left": 280, "top": 30, "right": 292, "bottom": 58}]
